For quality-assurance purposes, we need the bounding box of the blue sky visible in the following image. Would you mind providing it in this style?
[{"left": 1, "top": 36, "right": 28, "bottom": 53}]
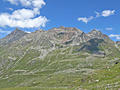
[{"left": 0, "top": 0, "right": 120, "bottom": 41}]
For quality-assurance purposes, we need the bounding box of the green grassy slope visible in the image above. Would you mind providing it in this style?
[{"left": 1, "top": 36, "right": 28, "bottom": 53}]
[
  {"left": 78, "top": 63, "right": 120, "bottom": 90},
  {"left": 0, "top": 45, "right": 120, "bottom": 89},
  {"left": 0, "top": 87, "right": 74, "bottom": 90},
  {"left": 0, "top": 38, "right": 120, "bottom": 90}
]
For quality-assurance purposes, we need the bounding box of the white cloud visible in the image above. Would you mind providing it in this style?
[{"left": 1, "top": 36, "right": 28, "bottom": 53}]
[
  {"left": 32, "top": 0, "right": 46, "bottom": 9},
  {"left": 0, "top": 13, "right": 48, "bottom": 28},
  {"left": 8, "top": 0, "right": 18, "bottom": 5},
  {"left": 102, "top": 10, "right": 115, "bottom": 17},
  {"left": 0, "top": 29, "right": 11, "bottom": 34},
  {"left": 105, "top": 27, "right": 113, "bottom": 31},
  {"left": 78, "top": 16, "right": 94, "bottom": 24},
  {"left": 25, "top": 31, "right": 31, "bottom": 33},
  {"left": 7, "top": 0, "right": 46, "bottom": 9},
  {"left": 0, "top": 0, "right": 48, "bottom": 28},
  {"left": 8, "top": 8, "right": 14, "bottom": 11},
  {"left": 11, "top": 9, "right": 36, "bottom": 20},
  {"left": 18, "top": 0, "right": 31, "bottom": 7},
  {"left": 109, "top": 34, "right": 120, "bottom": 40},
  {"left": 78, "top": 10, "right": 115, "bottom": 24}
]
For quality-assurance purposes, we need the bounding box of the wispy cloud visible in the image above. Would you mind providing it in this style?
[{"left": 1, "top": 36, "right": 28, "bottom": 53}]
[
  {"left": 25, "top": 31, "right": 31, "bottom": 33},
  {"left": 0, "top": 29, "right": 11, "bottom": 34},
  {"left": 78, "top": 10, "right": 115, "bottom": 24},
  {"left": 109, "top": 34, "right": 120, "bottom": 40},
  {"left": 8, "top": 8, "right": 14, "bottom": 11},
  {"left": 78, "top": 16, "right": 94, "bottom": 24},
  {"left": 7, "top": 0, "right": 46, "bottom": 9},
  {"left": 105, "top": 27, "right": 113, "bottom": 31}
]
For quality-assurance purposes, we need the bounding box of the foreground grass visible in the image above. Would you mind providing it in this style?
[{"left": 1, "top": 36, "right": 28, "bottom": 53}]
[
  {"left": 77, "top": 63, "right": 120, "bottom": 90},
  {"left": 0, "top": 87, "right": 75, "bottom": 90}
]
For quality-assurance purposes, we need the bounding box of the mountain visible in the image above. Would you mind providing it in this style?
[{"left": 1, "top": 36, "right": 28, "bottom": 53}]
[
  {"left": 116, "top": 41, "right": 120, "bottom": 46},
  {"left": 0, "top": 27, "right": 120, "bottom": 90},
  {"left": 0, "top": 28, "right": 27, "bottom": 46}
]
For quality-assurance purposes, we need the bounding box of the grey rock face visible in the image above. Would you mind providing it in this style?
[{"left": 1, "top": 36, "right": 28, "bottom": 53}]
[{"left": 0, "top": 28, "right": 27, "bottom": 46}]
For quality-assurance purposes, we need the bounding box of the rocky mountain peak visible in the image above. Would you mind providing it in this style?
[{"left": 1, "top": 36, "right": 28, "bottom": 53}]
[
  {"left": 87, "top": 29, "right": 103, "bottom": 39},
  {"left": 59, "top": 26, "right": 65, "bottom": 29},
  {"left": 10, "top": 28, "right": 26, "bottom": 35},
  {"left": 0, "top": 28, "right": 27, "bottom": 45},
  {"left": 51, "top": 26, "right": 83, "bottom": 33},
  {"left": 34, "top": 29, "right": 44, "bottom": 33},
  {"left": 89, "top": 29, "right": 102, "bottom": 35}
]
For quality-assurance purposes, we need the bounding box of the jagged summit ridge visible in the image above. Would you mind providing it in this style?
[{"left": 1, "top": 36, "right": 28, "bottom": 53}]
[
  {"left": 87, "top": 29, "right": 102, "bottom": 38},
  {"left": 50, "top": 26, "right": 83, "bottom": 33},
  {"left": 0, "top": 27, "right": 112, "bottom": 46}
]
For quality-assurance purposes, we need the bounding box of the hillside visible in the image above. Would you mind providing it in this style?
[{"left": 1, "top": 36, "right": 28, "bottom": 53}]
[{"left": 0, "top": 26, "right": 120, "bottom": 90}]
